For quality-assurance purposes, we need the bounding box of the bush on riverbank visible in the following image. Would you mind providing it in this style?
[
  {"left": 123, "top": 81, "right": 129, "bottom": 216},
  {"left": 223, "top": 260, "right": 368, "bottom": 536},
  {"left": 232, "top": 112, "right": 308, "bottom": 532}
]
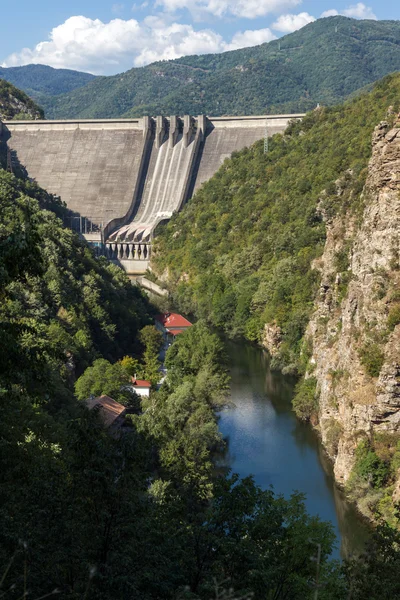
[{"left": 292, "top": 376, "right": 319, "bottom": 421}]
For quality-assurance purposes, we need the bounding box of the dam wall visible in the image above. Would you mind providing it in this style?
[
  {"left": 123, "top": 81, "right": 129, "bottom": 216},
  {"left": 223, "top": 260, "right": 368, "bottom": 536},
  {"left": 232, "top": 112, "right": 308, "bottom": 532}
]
[
  {"left": 194, "top": 115, "right": 296, "bottom": 193},
  {"left": 2, "top": 118, "right": 150, "bottom": 236},
  {"left": 1, "top": 113, "right": 304, "bottom": 273}
]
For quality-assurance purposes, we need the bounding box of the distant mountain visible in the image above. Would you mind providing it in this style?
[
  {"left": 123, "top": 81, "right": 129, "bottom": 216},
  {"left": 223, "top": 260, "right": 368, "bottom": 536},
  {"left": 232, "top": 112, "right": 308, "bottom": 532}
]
[
  {"left": 0, "top": 64, "right": 96, "bottom": 107},
  {"left": 0, "top": 79, "right": 43, "bottom": 120},
  {"left": 39, "top": 16, "right": 400, "bottom": 119}
]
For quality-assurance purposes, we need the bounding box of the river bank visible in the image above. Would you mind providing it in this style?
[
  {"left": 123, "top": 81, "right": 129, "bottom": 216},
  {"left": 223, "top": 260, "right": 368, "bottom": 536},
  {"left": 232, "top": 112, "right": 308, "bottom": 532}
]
[{"left": 217, "top": 340, "right": 371, "bottom": 558}]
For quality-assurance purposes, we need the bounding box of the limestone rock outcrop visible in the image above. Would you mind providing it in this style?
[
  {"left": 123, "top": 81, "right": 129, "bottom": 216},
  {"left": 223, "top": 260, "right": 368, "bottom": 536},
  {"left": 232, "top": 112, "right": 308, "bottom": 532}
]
[
  {"left": 0, "top": 80, "right": 42, "bottom": 121},
  {"left": 306, "top": 119, "right": 400, "bottom": 490},
  {"left": 261, "top": 322, "right": 282, "bottom": 357}
]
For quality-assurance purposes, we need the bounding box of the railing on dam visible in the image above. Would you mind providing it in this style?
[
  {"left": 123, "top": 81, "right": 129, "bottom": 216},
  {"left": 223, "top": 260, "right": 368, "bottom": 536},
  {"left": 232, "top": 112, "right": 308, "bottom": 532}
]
[
  {"left": 104, "top": 241, "right": 151, "bottom": 262},
  {"left": 88, "top": 240, "right": 151, "bottom": 274}
]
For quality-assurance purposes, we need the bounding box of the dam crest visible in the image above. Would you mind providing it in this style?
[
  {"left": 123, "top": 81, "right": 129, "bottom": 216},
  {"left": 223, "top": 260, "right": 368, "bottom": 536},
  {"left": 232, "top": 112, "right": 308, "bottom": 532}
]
[{"left": 0, "top": 113, "right": 304, "bottom": 273}]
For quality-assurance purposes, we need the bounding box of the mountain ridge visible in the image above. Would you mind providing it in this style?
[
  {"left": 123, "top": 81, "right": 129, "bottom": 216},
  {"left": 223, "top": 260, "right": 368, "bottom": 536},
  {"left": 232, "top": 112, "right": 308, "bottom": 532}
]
[
  {"left": 26, "top": 16, "right": 400, "bottom": 119},
  {"left": 0, "top": 64, "right": 96, "bottom": 106}
]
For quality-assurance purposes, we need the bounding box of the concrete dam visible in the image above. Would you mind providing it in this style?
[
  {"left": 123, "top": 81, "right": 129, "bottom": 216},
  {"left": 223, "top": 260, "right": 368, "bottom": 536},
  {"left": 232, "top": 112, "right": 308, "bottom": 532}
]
[{"left": 0, "top": 113, "right": 303, "bottom": 273}]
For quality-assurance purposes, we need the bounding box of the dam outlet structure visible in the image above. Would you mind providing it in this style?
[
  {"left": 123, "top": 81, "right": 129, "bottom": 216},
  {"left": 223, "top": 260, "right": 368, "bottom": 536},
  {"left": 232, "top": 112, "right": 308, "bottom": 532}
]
[{"left": 0, "top": 113, "right": 304, "bottom": 274}]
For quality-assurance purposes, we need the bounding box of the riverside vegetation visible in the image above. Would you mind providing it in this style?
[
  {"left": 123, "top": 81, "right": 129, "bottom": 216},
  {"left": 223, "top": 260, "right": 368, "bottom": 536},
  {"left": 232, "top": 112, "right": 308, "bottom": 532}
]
[
  {"left": 152, "top": 73, "right": 400, "bottom": 530},
  {"left": 1, "top": 164, "right": 400, "bottom": 599}
]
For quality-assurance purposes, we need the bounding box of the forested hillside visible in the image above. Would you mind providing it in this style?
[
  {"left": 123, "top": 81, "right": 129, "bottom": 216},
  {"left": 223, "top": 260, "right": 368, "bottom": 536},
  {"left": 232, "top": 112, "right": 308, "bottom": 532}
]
[
  {"left": 0, "top": 78, "right": 43, "bottom": 119},
  {"left": 40, "top": 16, "right": 400, "bottom": 119},
  {"left": 152, "top": 73, "right": 400, "bottom": 372},
  {"left": 0, "top": 64, "right": 96, "bottom": 105}
]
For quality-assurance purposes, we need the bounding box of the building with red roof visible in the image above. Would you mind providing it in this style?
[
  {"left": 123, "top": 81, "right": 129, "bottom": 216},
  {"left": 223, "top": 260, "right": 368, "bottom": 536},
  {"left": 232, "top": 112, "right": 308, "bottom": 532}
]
[
  {"left": 155, "top": 312, "right": 192, "bottom": 342},
  {"left": 130, "top": 377, "right": 152, "bottom": 397},
  {"left": 155, "top": 312, "right": 192, "bottom": 330}
]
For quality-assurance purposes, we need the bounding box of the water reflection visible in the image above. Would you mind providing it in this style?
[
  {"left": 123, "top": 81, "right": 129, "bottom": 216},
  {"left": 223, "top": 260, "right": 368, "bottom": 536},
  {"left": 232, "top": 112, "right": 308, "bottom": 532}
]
[{"left": 218, "top": 340, "right": 370, "bottom": 558}]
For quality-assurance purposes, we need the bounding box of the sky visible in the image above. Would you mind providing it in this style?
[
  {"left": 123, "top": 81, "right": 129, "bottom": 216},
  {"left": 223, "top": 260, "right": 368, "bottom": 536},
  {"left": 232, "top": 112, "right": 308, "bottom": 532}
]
[{"left": 0, "top": 0, "right": 399, "bottom": 75}]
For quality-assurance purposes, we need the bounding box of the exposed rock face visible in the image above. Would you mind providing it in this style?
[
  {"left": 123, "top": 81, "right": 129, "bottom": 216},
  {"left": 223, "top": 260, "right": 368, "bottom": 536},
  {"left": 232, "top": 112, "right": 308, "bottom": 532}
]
[
  {"left": 261, "top": 322, "right": 282, "bottom": 356},
  {"left": 0, "top": 79, "right": 43, "bottom": 120},
  {"left": 307, "top": 119, "right": 400, "bottom": 488}
]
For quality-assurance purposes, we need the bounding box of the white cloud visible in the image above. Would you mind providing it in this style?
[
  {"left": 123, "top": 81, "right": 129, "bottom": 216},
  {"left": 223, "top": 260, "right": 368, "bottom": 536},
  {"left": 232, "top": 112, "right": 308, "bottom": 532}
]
[
  {"left": 321, "top": 9, "right": 339, "bottom": 17},
  {"left": 157, "top": 0, "right": 302, "bottom": 20},
  {"left": 343, "top": 3, "right": 377, "bottom": 19},
  {"left": 272, "top": 12, "right": 315, "bottom": 33},
  {"left": 226, "top": 28, "right": 277, "bottom": 51},
  {"left": 321, "top": 4, "right": 377, "bottom": 20},
  {"left": 1, "top": 15, "right": 278, "bottom": 75}
]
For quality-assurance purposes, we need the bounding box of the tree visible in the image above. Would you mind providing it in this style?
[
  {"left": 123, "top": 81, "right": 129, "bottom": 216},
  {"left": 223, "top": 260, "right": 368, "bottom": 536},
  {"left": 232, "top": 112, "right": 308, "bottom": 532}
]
[
  {"left": 165, "top": 320, "right": 229, "bottom": 400},
  {"left": 75, "top": 358, "right": 132, "bottom": 405},
  {"left": 139, "top": 325, "right": 163, "bottom": 385},
  {"left": 139, "top": 325, "right": 163, "bottom": 356},
  {"left": 343, "top": 523, "right": 400, "bottom": 600},
  {"left": 120, "top": 355, "right": 144, "bottom": 378}
]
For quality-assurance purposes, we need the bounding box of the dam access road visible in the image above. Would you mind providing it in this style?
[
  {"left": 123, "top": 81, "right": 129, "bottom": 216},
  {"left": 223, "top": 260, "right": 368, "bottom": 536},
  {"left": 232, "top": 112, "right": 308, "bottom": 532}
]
[{"left": 0, "top": 113, "right": 304, "bottom": 273}]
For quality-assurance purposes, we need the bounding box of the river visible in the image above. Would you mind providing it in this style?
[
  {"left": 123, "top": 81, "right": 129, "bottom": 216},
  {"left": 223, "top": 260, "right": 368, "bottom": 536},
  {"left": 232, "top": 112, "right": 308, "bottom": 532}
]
[{"left": 218, "top": 341, "right": 371, "bottom": 559}]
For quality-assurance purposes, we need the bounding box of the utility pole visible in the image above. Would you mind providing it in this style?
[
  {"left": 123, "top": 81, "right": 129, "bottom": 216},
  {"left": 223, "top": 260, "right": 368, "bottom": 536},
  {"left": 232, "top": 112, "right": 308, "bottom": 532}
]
[{"left": 264, "top": 123, "right": 269, "bottom": 154}]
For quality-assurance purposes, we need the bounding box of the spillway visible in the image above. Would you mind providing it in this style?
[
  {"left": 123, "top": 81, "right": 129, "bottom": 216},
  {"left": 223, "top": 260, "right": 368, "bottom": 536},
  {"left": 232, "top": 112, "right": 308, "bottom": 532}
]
[{"left": 109, "top": 115, "right": 202, "bottom": 243}]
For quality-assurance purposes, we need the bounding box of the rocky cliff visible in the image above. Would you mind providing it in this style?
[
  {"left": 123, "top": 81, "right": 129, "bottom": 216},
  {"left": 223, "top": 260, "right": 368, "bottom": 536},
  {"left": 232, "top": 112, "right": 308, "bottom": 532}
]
[
  {"left": 0, "top": 79, "right": 43, "bottom": 120},
  {"left": 307, "top": 113, "right": 400, "bottom": 521}
]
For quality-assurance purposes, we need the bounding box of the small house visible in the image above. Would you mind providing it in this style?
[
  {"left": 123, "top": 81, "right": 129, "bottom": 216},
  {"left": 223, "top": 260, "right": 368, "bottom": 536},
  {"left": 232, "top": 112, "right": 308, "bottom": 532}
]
[
  {"left": 130, "top": 377, "right": 151, "bottom": 397},
  {"left": 85, "top": 395, "right": 127, "bottom": 434},
  {"left": 155, "top": 312, "right": 192, "bottom": 343}
]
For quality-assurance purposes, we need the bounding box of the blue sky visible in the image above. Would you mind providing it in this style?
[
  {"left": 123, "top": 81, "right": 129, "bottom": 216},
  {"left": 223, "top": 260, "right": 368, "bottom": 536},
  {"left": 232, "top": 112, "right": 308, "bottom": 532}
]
[{"left": 1, "top": 1, "right": 399, "bottom": 75}]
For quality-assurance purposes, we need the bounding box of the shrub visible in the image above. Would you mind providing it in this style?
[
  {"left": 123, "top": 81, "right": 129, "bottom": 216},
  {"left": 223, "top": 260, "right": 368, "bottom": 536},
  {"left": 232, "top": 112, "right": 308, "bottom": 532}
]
[
  {"left": 353, "top": 440, "right": 390, "bottom": 488},
  {"left": 292, "top": 377, "right": 318, "bottom": 421},
  {"left": 387, "top": 304, "right": 400, "bottom": 332},
  {"left": 359, "top": 343, "right": 385, "bottom": 377},
  {"left": 390, "top": 440, "right": 400, "bottom": 474},
  {"left": 334, "top": 247, "right": 350, "bottom": 273}
]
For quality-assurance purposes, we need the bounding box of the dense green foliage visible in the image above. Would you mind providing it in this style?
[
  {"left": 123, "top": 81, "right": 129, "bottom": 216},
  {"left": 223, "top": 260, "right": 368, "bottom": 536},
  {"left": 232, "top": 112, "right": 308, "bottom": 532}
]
[
  {"left": 293, "top": 376, "right": 319, "bottom": 421},
  {"left": 0, "top": 64, "right": 95, "bottom": 106},
  {"left": 343, "top": 524, "right": 400, "bottom": 599},
  {"left": 139, "top": 324, "right": 163, "bottom": 384},
  {"left": 74, "top": 358, "right": 132, "bottom": 404},
  {"left": 0, "top": 168, "right": 151, "bottom": 393},
  {"left": 353, "top": 440, "right": 390, "bottom": 488},
  {"left": 1, "top": 166, "right": 400, "bottom": 597},
  {"left": 0, "top": 78, "right": 43, "bottom": 119},
  {"left": 134, "top": 322, "right": 229, "bottom": 496},
  {"left": 153, "top": 73, "right": 400, "bottom": 371},
  {"left": 347, "top": 436, "right": 400, "bottom": 526},
  {"left": 37, "top": 17, "right": 400, "bottom": 119}
]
